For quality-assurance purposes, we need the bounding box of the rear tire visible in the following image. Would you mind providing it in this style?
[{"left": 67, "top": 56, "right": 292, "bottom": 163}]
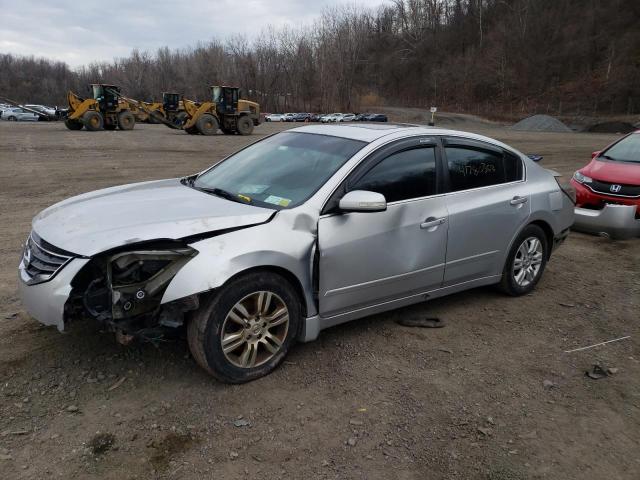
[
  {"left": 196, "top": 113, "right": 218, "bottom": 135},
  {"left": 173, "top": 112, "right": 188, "bottom": 128},
  {"left": 117, "top": 111, "right": 135, "bottom": 130},
  {"left": 64, "top": 119, "right": 83, "bottom": 130},
  {"left": 237, "top": 116, "right": 254, "bottom": 135},
  {"left": 82, "top": 111, "right": 104, "bottom": 131},
  {"left": 187, "top": 271, "right": 301, "bottom": 383},
  {"left": 499, "top": 224, "right": 548, "bottom": 296}
]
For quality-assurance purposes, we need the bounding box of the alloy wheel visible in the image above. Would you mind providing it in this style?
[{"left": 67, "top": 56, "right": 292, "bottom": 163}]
[
  {"left": 220, "top": 291, "right": 289, "bottom": 368},
  {"left": 512, "top": 236, "right": 543, "bottom": 287}
]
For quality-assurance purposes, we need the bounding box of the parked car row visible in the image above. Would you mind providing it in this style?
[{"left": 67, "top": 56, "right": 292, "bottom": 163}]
[
  {"left": 264, "top": 112, "right": 388, "bottom": 123},
  {"left": 0, "top": 107, "right": 41, "bottom": 121},
  {"left": 0, "top": 103, "right": 60, "bottom": 121}
]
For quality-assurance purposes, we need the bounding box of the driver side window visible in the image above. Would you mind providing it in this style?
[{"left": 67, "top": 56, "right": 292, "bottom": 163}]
[{"left": 350, "top": 147, "right": 437, "bottom": 203}]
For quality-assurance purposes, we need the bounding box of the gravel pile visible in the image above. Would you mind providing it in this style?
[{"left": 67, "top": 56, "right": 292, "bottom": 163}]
[{"left": 511, "top": 114, "right": 573, "bottom": 132}]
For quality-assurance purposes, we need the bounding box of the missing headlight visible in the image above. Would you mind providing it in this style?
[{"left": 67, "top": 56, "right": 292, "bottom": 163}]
[{"left": 107, "top": 248, "right": 196, "bottom": 320}]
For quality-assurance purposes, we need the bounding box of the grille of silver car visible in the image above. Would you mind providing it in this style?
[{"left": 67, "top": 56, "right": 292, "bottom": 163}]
[{"left": 21, "top": 232, "right": 73, "bottom": 283}]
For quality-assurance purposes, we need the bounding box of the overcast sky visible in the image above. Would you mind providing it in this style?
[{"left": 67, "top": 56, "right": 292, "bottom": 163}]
[{"left": 0, "top": 0, "right": 391, "bottom": 68}]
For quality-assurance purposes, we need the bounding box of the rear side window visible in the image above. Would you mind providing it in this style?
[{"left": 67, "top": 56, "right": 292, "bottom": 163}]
[
  {"left": 351, "top": 147, "right": 436, "bottom": 202},
  {"left": 445, "top": 146, "right": 523, "bottom": 191},
  {"left": 504, "top": 151, "right": 523, "bottom": 182}
]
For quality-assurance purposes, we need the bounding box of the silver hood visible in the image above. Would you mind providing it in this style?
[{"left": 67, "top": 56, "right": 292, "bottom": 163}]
[{"left": 32, "top": 179, "right": 275, "bottom": 256}]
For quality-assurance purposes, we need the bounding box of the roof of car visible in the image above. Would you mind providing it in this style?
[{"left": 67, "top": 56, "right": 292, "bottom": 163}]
[{"left": 289, "top": 124, "right": 522, "bottom": 153}]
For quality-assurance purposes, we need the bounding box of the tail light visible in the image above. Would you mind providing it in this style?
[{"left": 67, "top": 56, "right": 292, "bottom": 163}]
[{"left": 554, "top": 175, "right": 576, "bottom": 204}]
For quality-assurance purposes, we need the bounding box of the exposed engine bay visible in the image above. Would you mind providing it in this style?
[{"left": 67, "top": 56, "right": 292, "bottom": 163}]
[{"left": 66, "top": 241, "right": 199, "bottom": 342}]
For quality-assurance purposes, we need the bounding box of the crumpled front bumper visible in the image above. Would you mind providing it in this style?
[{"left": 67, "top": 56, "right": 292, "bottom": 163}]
[
  {"left": 18, "top": 257, "right": 89, "bottom": 331},
  {"left": 573, "top": 204, "right": 640, "bottom": 239}
]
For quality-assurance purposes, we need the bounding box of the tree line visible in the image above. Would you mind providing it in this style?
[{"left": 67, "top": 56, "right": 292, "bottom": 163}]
[{"left": 1, "top": 0, "right": 639, "bottom": 116}]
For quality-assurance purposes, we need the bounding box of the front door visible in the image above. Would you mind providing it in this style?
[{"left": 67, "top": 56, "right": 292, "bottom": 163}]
[{"left": 318, "top": 141, "right": 448, "bottom": 317}]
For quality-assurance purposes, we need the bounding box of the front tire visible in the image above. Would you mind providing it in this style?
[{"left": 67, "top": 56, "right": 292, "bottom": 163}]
[
  {"left": 187, "top": 271, "right": 301, "bottom": 383},
  {"left": 196, "top": 113, "right": 218, "bottom": 135},
  {"left": 499, "top": 224, "right": 548, "bottom": 296},
  {"left": 82, "top": 111, "right": 104, "bottom": 131}
]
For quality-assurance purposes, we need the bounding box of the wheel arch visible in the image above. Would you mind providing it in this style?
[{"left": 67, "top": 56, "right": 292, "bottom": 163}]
[
  {"left": 503, "top": 219, "right": 554, "bottom": 273},
  {"left": 212, "top": 265, "right": 309, "bottom": 318},
  {"left": 528, "top": 219, "right": 554, "bottom": 259}
]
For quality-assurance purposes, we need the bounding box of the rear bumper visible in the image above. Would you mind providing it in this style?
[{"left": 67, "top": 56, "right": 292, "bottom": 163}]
[
  {"left": 18, "top": 257, "right": 89, "bottom": 331},
  {"left": 573, "top": 204, "right": 640, "bottom": 239}
]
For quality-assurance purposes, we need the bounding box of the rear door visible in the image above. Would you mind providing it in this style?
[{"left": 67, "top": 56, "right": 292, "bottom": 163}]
[
  {"left": 441, "top": 138, "right": 529, "bottom": 285},
  {"left": 318, "top": 137, "right": 448, "bottom": 317}
]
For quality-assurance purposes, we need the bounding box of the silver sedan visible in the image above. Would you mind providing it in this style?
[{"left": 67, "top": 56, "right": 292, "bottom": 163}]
[{"left": 18, "top": 124, "right": 574, "bottom": 382}]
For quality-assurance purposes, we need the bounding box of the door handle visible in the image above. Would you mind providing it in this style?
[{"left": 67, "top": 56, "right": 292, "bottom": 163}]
[
  {"left": 420, "top": 217, "right": 446, "bottom": 229},
  {"left": 510, "top": 196, "right": 528, "bottom": 206}
]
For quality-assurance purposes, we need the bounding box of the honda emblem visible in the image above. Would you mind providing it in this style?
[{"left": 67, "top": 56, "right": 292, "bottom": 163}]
[{"left": 610, "top": 184, "right": 622, "bottom": 193}]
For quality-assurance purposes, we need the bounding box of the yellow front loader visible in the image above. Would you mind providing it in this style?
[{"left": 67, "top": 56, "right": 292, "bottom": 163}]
[
  {"left": 181, "top": 86, "right": 260, "bottom": 135},
  {"left": 64, "top": 84, "right": 136, "bottom": 131},
  {"left": 134, "top": 93, "right": 187, "bottom": 127}
]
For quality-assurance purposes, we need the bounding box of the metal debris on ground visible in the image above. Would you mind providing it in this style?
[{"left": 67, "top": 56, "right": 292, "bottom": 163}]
[
  {"left": 396, "top": 317, "right": 445, "bottom": 328},
  {"left": 107, "top": 377, "right": 126, "bottom": 391},
  {"left": 585, "top": 364, "right": 609, "bottom": 380},
  {"left": 564, "top": 335, "right": 631, "bottom": 353}
]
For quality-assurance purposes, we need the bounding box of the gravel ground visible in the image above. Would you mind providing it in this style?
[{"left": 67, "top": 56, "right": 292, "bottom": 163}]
[{"left": 0, "top": 119, "right": 639, "bottom": 479}]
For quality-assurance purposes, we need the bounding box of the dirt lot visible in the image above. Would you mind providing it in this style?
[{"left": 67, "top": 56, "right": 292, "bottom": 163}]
[{"left": 1, "top": 118, "right": 639, "bottom": 480}]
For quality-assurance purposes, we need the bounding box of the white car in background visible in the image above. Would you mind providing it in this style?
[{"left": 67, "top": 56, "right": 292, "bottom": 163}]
[
  {"left": 1, "top": 107, "right": 40, "bottom": 121},
  {"left": 265, "top": 113, "right": 284, "bottom": 122},
  {"left": 339, "top": 114, "right": 356, "bottom": 122},
  {"left": 25, "top": 104, "right": 55, "bottom": 117},
  {"left": 322, "top": 113, "right": 342, "bottom": 123}
]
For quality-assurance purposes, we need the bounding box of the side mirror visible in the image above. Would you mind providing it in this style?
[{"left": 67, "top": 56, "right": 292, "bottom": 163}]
[
  {"left": 339, "top": 190, "right": 386, "bottom": 213},
  {"left": 591, "top": 150, "right": 601, "bottom": 159}
]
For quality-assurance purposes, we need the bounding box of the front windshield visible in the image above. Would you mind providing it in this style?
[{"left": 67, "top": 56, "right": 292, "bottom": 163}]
[
  {"left": 193, "top": 132, "right": 365, "bottom": 209},
  {"left": 92, "top": 85, "right": 104, "bottom": 99},
  {"left": 602, "top": 134, "right": 640, "bottom": 163}
]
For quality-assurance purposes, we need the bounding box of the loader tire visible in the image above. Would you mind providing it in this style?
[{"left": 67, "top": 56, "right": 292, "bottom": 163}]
[
  {"left": 64, "top": 119, "right": 83, "bottom": 130},
  {"left": 117, "top": 111, "right": 135, "bottom": 130},
  {"left": 83, "top": 111, "right": 104, "bottom": 131},
  {"left": 237, "top": 116, "right": 254, "bottom": 135},
  {"left": 196, "top": 114, "right": 218, "bottom": 135},
  {"left": 173, "top": 112, "right": 188, "bottom": 128},
  {"left": 185, "top": 126, "right": 200, "bottom": 135},
  {"left": 148, "top": 111, "right": 163, "bottom": 124}
]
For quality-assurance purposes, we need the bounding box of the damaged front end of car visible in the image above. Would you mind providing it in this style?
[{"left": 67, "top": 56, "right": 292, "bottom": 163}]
[{"left": 66, "top": 241, "right": 199, "bottom": 343}]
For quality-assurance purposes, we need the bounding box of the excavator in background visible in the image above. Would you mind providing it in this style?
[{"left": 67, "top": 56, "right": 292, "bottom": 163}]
[{"left": 64, "top": 84, "right": 136, "bottom": 131}]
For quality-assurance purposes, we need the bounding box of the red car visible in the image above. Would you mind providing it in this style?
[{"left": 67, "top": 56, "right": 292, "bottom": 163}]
[{"left": 571, "top": 130, "right": 640, "bottom": 238}]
